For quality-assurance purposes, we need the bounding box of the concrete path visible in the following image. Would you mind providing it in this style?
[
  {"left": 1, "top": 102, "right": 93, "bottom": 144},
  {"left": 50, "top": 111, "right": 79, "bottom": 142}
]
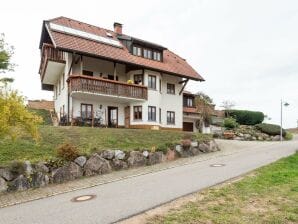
[{"left": 0, "top": 139, "right": 297, "bottom": 224}]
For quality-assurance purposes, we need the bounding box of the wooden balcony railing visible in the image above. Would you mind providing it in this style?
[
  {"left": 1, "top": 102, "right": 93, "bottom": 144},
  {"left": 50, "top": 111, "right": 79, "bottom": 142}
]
[
  {"left": 68, "top": 75, "right": 148, "bottom": 100},
  {"left": 39, "top": 43, "right": 65, "bottom": 78}
]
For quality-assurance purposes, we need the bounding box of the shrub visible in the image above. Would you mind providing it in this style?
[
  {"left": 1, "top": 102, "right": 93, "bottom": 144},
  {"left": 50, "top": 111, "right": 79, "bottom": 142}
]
[
  {"left": 255, "top": 123, "right": 286, "bottom": 137},
  {"left": 156, "top": 144, "right": 168, "bottom": 154},
  {"left": 56, "top": 143, "right": 79, "bottom": 161},
  {"left": 227, "top": 110, "right": 264, "bottom": 125},
  {"left": 196, "top": 133, "right": 213, "bottom": 143},
  {"left": 284, "top": 132, "right": 293, "bottom": 140},
  {"left": 223, "top": 117, "right": 239, "bottom": 129}
]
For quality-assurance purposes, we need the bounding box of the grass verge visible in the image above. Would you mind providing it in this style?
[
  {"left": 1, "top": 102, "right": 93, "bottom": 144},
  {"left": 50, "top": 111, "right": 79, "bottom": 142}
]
[{"left": 147, "top": 152, "right": 298, "bottom": 224}]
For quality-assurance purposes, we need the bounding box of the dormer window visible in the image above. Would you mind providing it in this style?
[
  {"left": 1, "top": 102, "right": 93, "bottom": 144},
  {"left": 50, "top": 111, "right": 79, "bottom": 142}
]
[{"left": 132, "top": 45, "right": 162, "bottom": 61}]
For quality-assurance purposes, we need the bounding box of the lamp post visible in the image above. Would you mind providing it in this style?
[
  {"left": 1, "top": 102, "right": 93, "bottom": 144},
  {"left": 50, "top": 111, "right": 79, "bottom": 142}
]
[{"left": 280, "top": 99, "right": 289, "bottom": 142}]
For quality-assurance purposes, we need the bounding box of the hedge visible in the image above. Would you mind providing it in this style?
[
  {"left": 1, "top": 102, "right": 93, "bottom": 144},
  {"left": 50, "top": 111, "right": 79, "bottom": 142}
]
[
  {"left": 255, "top": 123, "right": 286, "bottom": 137},
  {"left": 227, "top": 110, "right": 264, "bottom": 125}
]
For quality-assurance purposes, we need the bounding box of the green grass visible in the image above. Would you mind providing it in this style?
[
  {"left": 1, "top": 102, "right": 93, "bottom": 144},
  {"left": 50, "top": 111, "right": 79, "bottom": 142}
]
[
  {"left": 28, "top": 108, "right": 52, "bottom": 125},
  {"left": 0, "top": 125, "right": 195, "bottom": 165},
  {"left": 147, "top": 152, "right": 298, "bottom": 224}
]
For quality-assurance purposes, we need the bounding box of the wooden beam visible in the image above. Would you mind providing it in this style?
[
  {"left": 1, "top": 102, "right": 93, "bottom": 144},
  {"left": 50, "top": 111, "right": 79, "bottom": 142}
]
[{"left": 179, "top": 79, "right": 189, "bottom": 95}]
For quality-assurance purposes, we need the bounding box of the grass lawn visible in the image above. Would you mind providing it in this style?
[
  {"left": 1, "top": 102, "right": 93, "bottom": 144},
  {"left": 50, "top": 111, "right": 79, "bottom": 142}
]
[
  {"left": 0, "top": 125, "right": 192, "bottom": 165},
  {"left": 147, "top": 152, "right": 298, "bottom": 224}
]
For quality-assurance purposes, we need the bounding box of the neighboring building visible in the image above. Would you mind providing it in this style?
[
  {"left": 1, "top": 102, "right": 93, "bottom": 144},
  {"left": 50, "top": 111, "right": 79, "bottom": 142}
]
[
  {"left": 27, "top": 100, "right": 54, "bottom": 111},
  {"left": 38, "top": 17, "right": 204, "bottom": 130}
]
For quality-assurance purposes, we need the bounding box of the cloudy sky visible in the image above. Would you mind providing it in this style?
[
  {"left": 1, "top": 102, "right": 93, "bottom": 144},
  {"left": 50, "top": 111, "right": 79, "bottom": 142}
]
[{"left": 0, "top": 0, "right": 297, "bottom": 128}]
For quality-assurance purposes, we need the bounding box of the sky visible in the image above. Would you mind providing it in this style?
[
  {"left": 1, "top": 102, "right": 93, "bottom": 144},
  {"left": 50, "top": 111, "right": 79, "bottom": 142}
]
[{"left": 0, "top": 0, "right": 297, "bottom": 128}]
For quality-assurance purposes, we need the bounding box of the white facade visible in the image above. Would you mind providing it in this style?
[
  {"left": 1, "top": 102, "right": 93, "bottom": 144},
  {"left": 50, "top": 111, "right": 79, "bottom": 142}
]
[{"left": 52, "top": 53, "right": 184, "bottom": 130}]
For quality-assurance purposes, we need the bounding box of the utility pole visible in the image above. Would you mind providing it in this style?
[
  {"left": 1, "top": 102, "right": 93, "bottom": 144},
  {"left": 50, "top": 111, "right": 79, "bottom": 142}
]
[{"left": 280, "top": 99, "right": 289, "bottom": 142}]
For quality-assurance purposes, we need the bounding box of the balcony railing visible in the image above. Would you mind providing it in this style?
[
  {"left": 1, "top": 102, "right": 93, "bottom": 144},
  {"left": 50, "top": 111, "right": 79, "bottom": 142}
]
[
  {"left": 68, "top": 75, "right": 148, "bottom": 100},
  {"left": 39, "top": 43, "right": 65, "bottom": 78}
]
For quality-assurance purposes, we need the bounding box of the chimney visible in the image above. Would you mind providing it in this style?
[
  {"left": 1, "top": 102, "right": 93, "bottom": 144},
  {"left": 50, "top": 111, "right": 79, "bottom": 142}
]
[{"left": 113, "top": 22, "right": 123, "bottom": 35}]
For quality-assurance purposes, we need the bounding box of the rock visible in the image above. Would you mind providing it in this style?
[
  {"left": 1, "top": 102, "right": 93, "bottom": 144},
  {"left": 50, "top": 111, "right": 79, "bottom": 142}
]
[
  {"left": 243, "top": 134, "right": 251, "bottom": 140},
  {"left": 52, "top": 162, "right": 83, "bottom": 184},
  {"left": 111, "top": 159, "right": 128, "bottom": 170},
  {"left": 198, "top": 143, "right": 210, "bottom": 153},
  {"left": 191, "top": 141, "right": 198, "bottom": 147},
  {"left": 100, "top": 150, "right": 115, "bottom": 160},
  {"left": 272, "top": 135, "right": 281, "bottom": 141},
  {"left": 114, "top": 150, "right": 126, "bottom": 160},
  {"left": 238, "top": 133, "right": 244, "bottom": 137},
  {"left": 166, "top": 150, "right": 178, "bottom": 161},
  {"left": 24, "top": 161, "right": 33, "bottom": 176},
  {"left": 208, "top": 140, "right": 220, "bottom": 152},
  {"left": 35, "top": 162, "right": 49, "bottom": 173},
  {"left": 127, "top": 151, "right": 147, "bottom": 168},
  {"left": 142, "top": 151, "right": 149, "bottom": 158},
  {"left": 84, "top": 154, "right": 111, "bottom": 176},
  {"left": 175, "top": 145, "right": 182, "bottom": 153},
  {"left": 74, "top": 156, "right": 87, "bottom": 167},
  {"left": 0, "top": 177, "right": 7, "bottom": 192},
  {"left": 9, "top": 175, "right": 30, "bottom": 191},
  {"left": 234, "top": 137, "right": 243, "bottom": 141},
  {"left": 0, "top": 168, "right": 14, "bottom": 181},
  {"left": 31, "top": 172, "right": 49, "bottom": 188},
  {"left": 252, "top": 136, "right": 257, "bottom": 141},
  {"left": 190, "top": 147, "right": 200, "bottom": 156},
  {"left": 148, "top": 152, "right": 164, "bottom": 165}
]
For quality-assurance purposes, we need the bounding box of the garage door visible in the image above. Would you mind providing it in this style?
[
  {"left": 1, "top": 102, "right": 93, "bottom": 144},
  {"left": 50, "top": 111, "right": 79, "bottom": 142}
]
[{"left": 183, "top": 122, "right": 194, "bottom": 132}]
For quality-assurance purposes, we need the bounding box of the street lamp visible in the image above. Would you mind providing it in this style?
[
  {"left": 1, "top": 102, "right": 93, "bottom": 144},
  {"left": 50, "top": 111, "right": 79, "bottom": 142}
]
[{"left": 280, "top": 100, "right": 289, "bottom": 142}]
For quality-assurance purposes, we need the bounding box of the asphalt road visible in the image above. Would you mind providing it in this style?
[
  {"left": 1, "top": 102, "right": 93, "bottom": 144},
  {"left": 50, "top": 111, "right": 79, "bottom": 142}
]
[{"left": 0, "top": 139, "right": 297, "bottom": 224}]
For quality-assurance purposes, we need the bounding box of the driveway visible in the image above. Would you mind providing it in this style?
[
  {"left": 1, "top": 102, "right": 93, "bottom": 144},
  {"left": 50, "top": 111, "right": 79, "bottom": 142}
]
[{"left": 0, "top": 138, "right": 297, "bottom": 224}]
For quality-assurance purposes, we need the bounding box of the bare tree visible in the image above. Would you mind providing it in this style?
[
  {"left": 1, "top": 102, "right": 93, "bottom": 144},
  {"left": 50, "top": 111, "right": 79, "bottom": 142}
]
[{"left": 221, "top": 100, "right": 236, "bottom": 117}]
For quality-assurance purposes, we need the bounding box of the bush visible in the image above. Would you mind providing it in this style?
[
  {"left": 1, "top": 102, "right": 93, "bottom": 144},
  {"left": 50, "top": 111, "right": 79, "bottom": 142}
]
[
  {"left": 196, "top": 133, "right": 213, "bottom": 143},
  {"left": 284, "top": 132, "right": 293, "bottom": 140},
  {"left": 156, "top": 144, "right": 168, "bottom": 154},
  {"left": 56, "top": 143, "right": 79, "bottom": 161},
  {"left": 255, "top": 123, "right": 286, "bottom": 137},
  {"left": 223, "top": 117, "right": 239, "bottom": 129},
  {"left": 227, "top": 110, "right": 264, "bottom": 125}
]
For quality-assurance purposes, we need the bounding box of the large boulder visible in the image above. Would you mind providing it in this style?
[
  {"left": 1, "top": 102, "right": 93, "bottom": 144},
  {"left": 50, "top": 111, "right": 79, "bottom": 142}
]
[
  {"left": 148, "top": 152, "right": 164, "bottom": 165},
  {"left": 84, "top": 154, "right": 111, "bottom": 176},
  {"left": 111, "top": 159, "right": 128, "bottom": 170},
  {"left": 208, "top": 140, "right": 220, "bottom": 152},
  {"left": 198, "top": 143, "right": 210, "bottom": 153},
  {"left": 0, "top": 167, "right": 14, "bottom": 181},
  {"left": 166, "top": 149, "right": 178, "bottom": 161},
  {"left": 0, "top": 177, "right": 7, "bottom": 192},
  {"left": 9, "top": 175, "right": 30, "bottom": 191},
  {"left": 272, "top": 135, "right": 281, "bottom": 141},
  {"left": 74, "top": 156, "right": 87, "bottom": 167},
  {"left": 35, "top": 162, "right": 50, "bottom": 173},
  {"left": 52, "top": 162, "right": 83, "bottom": 184},
  {"left": 31, "top": 172, "right": 49, "bottom": 188},
  {"left": 100, "top": 150, "right": 115, "bottom": 160},
  {"left": 24, "top": 161, "right": 33, "bottom": 176},
  {"left": 127, "top": 151, "right": 147, "bottom": 167},
  {"left": 114, "top": 150, "right": 126, "bottom": 160}
]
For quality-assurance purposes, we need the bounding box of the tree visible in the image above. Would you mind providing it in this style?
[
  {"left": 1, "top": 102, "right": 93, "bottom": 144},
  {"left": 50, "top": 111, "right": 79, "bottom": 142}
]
[
  {"left": 0, "top": 34, "right": 42, "bottom": 141},
  {"left": 195, "top": 92, "right": 214, "bottom": 130},
  {"left": 0, "top": 33, "right": 15, "bottom": 73},
  {"left": 221, "top": 100, "right": 236, "bottom": 117}
]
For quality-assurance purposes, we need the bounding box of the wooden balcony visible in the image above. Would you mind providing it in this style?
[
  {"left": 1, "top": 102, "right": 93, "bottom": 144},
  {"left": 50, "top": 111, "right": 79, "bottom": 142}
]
[
  {"left": 68, "top": 75, "right": 148, "bottom": 100},
  {"left": 39, "top": 43, "right": 65, "bottom": 81}
]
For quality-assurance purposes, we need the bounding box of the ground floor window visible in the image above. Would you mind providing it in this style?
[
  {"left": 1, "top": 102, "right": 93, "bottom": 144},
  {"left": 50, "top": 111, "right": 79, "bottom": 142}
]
[
  {"left": 81, "top": 104, "right": 93, "bottom": 119},
  {"left": 134, "top": 106, "right": 142, "bottom": 120},
  {"left": 167, "top": 111, "right": 175, "bottom": 124},
  {"left": 148, "top": 106, "right": 156, "bottom": 121}
]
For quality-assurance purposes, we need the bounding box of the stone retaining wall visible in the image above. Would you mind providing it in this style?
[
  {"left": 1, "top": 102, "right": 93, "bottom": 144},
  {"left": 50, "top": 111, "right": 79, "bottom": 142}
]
[{"left": 0, "top": 140, "right": 220, "bottom": 193}]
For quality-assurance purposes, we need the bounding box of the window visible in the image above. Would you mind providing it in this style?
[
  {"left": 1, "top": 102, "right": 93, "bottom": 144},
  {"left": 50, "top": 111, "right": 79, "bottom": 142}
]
[
  {"left": 62, "top": 105, "right": 65, "bottom": 116},
  {"left": 159, "top": 108, "right": 161, "bottom": 123},
  {"left": 62, "top": 73, "right": 65, "bottom": 89},
  {"left": 133, "top": 106, "right": 142, "bottom": 120},
  {"left": 184, "top": 96, "right": 194, "bottom": 107},
  {"left": 83, "top": 70, "right": 93, "bottom": 76},
  {"left": 81, "top": 104, "right": 93, "bottom": 119},
  {"left": 159, "top": 79, "right": 162, "bottom": 93},
  {"left": 167, "top": 83, "right": 175, "bottom": 94},
  {"left": 148, "top": 75, "right": 156, "bottom": 89},
  {"left": 167, "top": 111, "right": 175, "bottom": 124},
  {"left": 143, "top": 49, "right": 152, "bottom": 59},
  {"left": 133, "top": 46, "right": 142, "bottom": 56},
  {"left": 153, "top": 51, "right": 161, "bottom": 61},
  {"left": 148, "top": 106, "right": 156, "bottom": 121},
  {"left": 134, "top": 74, "right": 143, "bottom": 85}
]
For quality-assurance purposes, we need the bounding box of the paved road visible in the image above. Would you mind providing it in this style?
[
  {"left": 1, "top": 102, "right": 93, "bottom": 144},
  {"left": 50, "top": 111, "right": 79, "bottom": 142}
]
[{"left": 0, "top": 139, "right": 297, "bottom": 224}]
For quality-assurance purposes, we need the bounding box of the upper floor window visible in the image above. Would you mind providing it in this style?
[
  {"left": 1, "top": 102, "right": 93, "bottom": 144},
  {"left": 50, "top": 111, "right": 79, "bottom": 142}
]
[
  {"left": 83, "top": 70, "right": 93, "bottom": 76},
  {"left": 167, "top": 83, "right": 175, "bottom": 94},
  {"left": 153, "top": 51, "right": 161, "bottom": 61},
  {"left": 148, "top": 75, "right": 156, "bottom": 89},
  {"left": 183, "top": 96, "right": 194, "bottom": 107},
  {"left": 143, "top": 49, "right": 152, "bottom": 59},
  {"left": 132, "top": 45, "right": 162, "bottom": 61},
  {"left": 133, "top": 46, "right": 142, "bottom": 56}
]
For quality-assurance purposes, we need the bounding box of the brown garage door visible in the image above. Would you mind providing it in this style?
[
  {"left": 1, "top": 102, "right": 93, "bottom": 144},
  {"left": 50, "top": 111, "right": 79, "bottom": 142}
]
[{"left": 183, "top": 122, "right": 194, "bottom": 132}]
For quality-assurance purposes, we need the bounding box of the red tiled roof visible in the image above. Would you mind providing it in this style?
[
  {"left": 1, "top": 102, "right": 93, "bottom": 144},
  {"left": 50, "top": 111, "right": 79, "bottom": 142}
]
[{"left": 43, "top": 17, "right": 204, "bottom": 81}]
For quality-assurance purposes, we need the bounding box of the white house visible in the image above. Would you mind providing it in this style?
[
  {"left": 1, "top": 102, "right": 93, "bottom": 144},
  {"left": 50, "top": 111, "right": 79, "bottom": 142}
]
[{"left": 38, "top": 17, "right": 204, "bottom": 131}]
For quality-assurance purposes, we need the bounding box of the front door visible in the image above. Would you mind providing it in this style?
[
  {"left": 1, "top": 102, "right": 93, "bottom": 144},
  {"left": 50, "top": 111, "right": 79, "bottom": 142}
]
[
  {"left": 183, "top": 122, "right": 194, "bottom": 132},
  {"left": 124, "top": 106, "right": 130, "bottom": 128},
  {"left": 108, "top": 107, "right": 118, "bottom": 128}
]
